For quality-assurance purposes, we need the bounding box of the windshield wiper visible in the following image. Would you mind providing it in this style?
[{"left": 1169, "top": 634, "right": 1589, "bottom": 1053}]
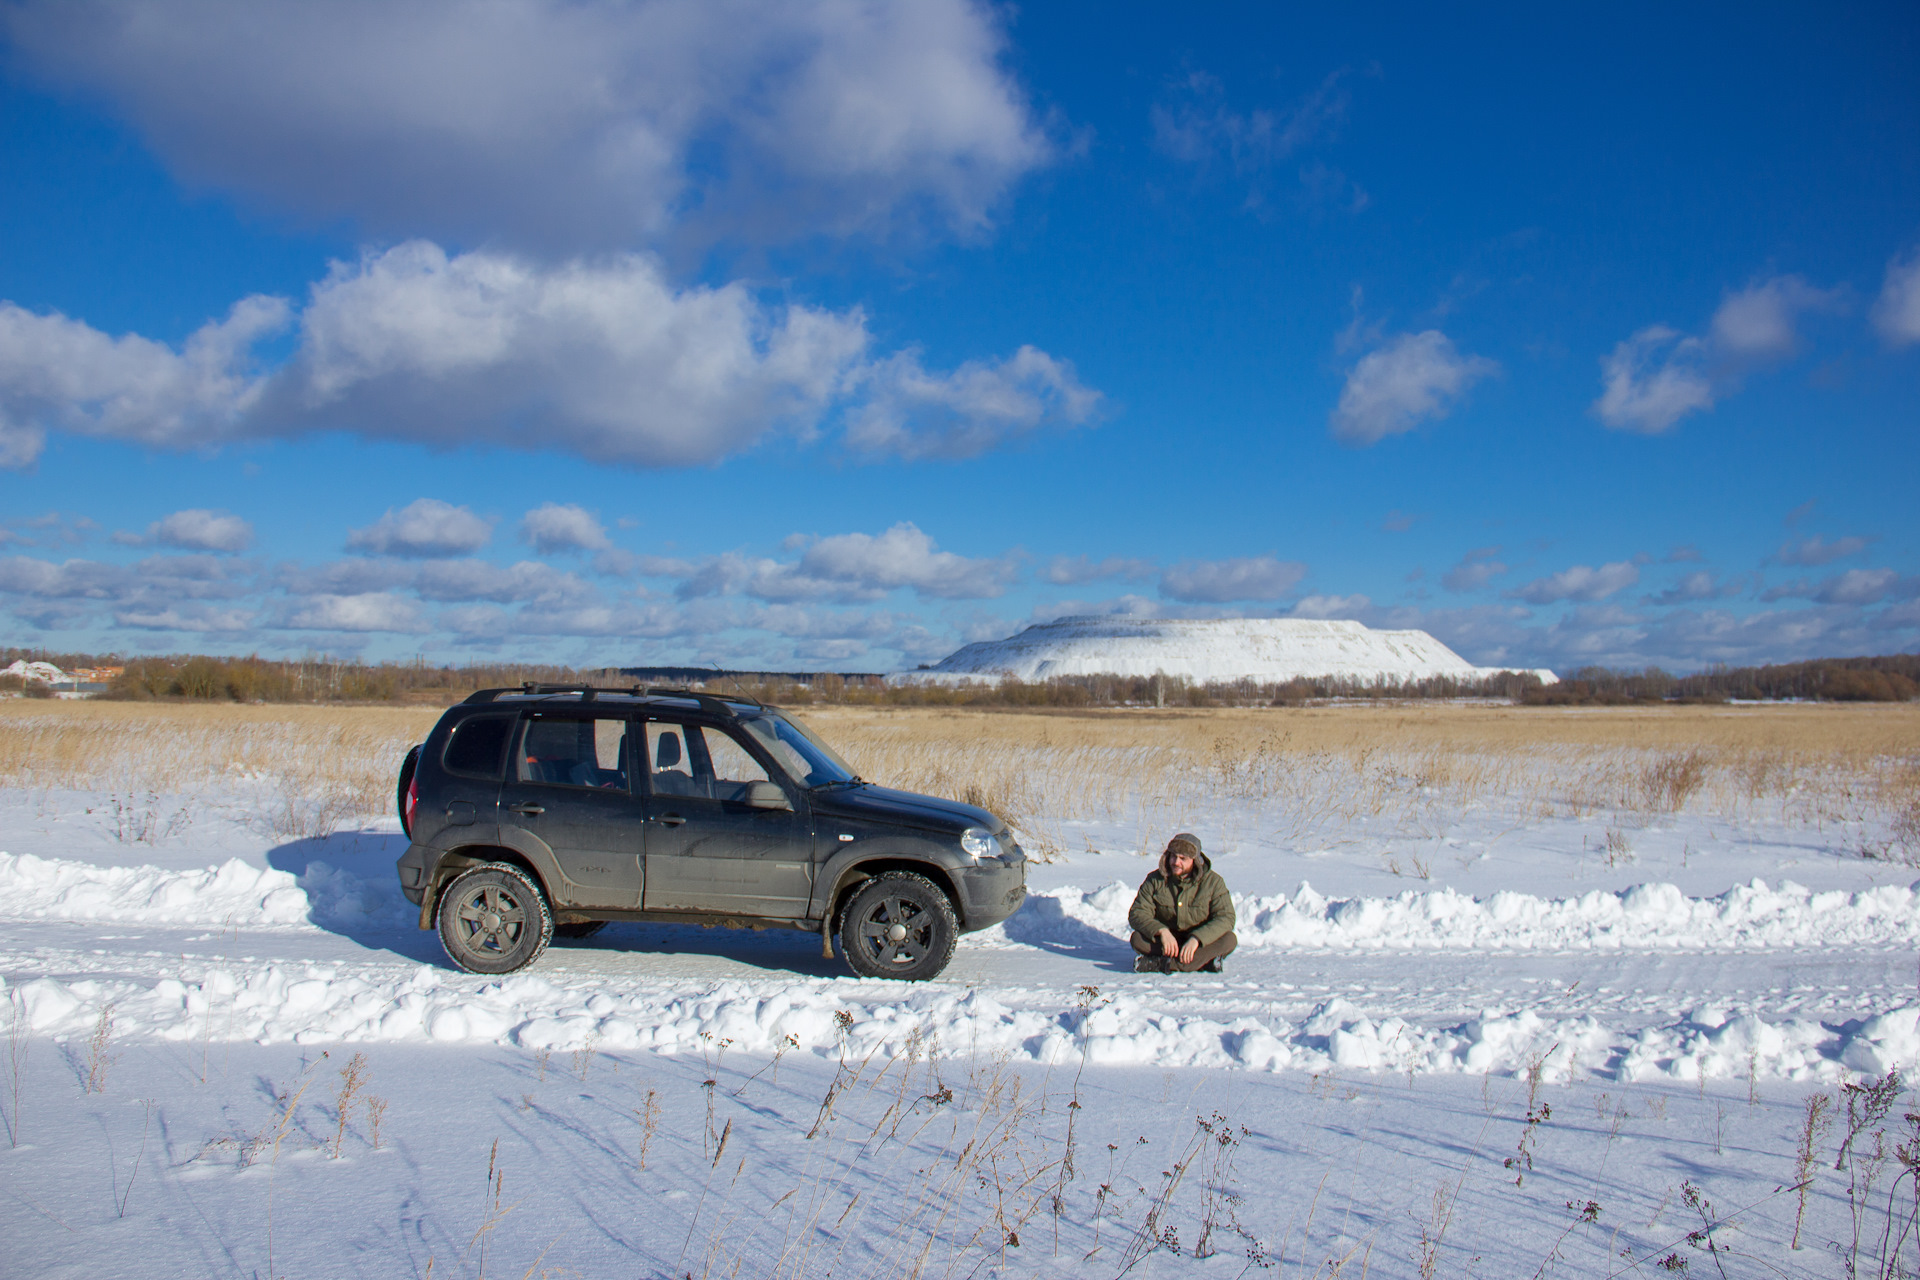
[{"left": 810, "top": 776, "right": 866, "bottom": 791}]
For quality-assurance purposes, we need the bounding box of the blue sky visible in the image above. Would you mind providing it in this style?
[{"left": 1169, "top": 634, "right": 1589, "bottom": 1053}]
[{"left": 1, "top": 1, "right": 1915, "bottom": 674}]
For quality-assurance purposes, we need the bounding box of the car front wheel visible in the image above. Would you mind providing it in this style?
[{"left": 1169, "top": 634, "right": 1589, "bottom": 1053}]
[
  {"left": 438, "top": 864, "right": 553, "bottom": 975},
  {"left": 838, "top": 872, "right": 958, "bottom": 981}
]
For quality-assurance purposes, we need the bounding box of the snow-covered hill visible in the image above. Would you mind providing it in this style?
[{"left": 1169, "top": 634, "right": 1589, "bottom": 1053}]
[{"left": 893, "top": 615, "right": 1556, "bottom": 685}]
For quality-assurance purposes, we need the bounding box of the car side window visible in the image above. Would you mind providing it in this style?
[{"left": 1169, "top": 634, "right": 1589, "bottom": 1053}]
[
  {"left": 695, "top": 725, "right": 772, "bottom": 802},
  {"left": 444, "top": 715, "right": 514, "bottom": 779},
  {"left": 644, "top": 721, "right": 700, "bottom": 798},
  {"left": 516, "top": 715, "right": 629, "bottom": 789}
]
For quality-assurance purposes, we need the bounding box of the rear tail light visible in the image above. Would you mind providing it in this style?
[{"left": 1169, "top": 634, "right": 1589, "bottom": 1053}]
[{"left": 404, "top": 774, "right": 420, "bottom": 833}]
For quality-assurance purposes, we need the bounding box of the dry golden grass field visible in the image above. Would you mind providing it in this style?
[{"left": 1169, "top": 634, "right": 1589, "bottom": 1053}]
[{"left": 1, "top": 697, "right": 1915, "bottom": 856}]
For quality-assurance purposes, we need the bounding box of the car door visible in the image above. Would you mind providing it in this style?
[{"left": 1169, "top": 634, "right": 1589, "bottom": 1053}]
[
  {"left": 638, "top": 717, "right": 814, "bottom": 917},
  {"left": 496, "top": 710, "right": 647, "bottom": 909}
]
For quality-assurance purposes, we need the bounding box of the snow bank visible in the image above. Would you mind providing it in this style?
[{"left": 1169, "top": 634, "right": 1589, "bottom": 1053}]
[
  {"left": 1006, "top": 877, "right": 1920, "bottom": 952},
  {"left": 3, "top": 963, "right": 1911, "bottom": 1084},
  {"left": 0, "top": 852, "right": 412, "bottom": 931}
]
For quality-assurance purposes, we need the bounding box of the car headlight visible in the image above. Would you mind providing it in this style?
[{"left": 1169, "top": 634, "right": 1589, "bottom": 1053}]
[{"left": 959, "top": 827, "right": 1001, "bottom": 861}]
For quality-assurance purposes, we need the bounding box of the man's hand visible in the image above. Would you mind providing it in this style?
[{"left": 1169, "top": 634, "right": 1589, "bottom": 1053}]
[
  {"left": 1178, "top": 937, "right": 1199, "bottom": 966},
  {"left": 1158, "top": 928, "right": 1179, "bottom": 958}
]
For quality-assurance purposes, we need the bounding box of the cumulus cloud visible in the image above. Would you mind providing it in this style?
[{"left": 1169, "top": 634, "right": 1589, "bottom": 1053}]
[
  {"left": 1038, "top": 554, "right": 1157, "bottom": 586},
  {"left": 1330, "top": 331, "right": 1497, "bottom": 446},
  {"left": 1873, "top": 248, "right": 1920, "bottom": 346},
  {"left": 1708, "top": 275, "right": 1841, "bottom": 360},
  {"left": 1441, "top": 546, "right": 1506, "bottom": 593},
  {"left": 276, "top": 592, "right": 429, "bottom": 633},
  {"left": 0, "top": 295, "right": 288, "bottom": 466},
  {"left": 1762, "top": 568, "right": 1910, "bottom": 607},
  {"left": 1595, "top": 275, "right": 1841, "bottom": 433},
  {"left": 520, "top": 503, "right": 610, "bottom": 555},
  {"left": 1159, "top": 555, "right": 1307, "bottom": 603},
  {"left": 1289, "top": 593, "right": 1370, "bottom": 619},
  {"left": 671, "top": 523, "right": 1016, "bottom": 603},
  {"left": 844, "top": 346, "right": 1100, "bottom": 461},
  {"left": 147, "top": 508, "right": 253, "bottom": 553},
  {"left": 7, "top": 0, "right": 1051, "bottom": 253},
  {"left": 1775, "top": 533, "right": 1873, "bottom": 566},
  {"left": 346, "top": 499, "right": 492, "bottom": 558},
  {"left": 1593, "top": 326, "right": 1713, "bottom": 433},
  {"left": 1506, "top": 561, "right": 1640, "bottom": 605},
  {"left": 1648, "top": 571, "right": 1746, "bottom": 606},
  {"left": 413, "top": 560, "right": 597, "bottom": 606},
  {"left": 0, "top": 243, "right": 1095, "bottom": 470},
  {"left": 116, "top": 603, "right": 253, "bottom": 631}
]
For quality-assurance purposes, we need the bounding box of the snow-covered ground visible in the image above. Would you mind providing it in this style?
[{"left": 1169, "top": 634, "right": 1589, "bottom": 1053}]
[{"left": 2, "top": 752, "right": 1917, "bottom": 1277}]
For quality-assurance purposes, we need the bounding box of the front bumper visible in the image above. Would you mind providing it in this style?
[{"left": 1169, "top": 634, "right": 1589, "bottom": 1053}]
[{"left": 954, "top": 857, "right": 1027, "bottom": 931}]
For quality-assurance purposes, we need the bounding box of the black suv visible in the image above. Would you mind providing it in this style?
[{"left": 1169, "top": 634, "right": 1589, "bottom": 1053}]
[{"left": 395, "top": 684, "right": 1026, "bottom": 981}]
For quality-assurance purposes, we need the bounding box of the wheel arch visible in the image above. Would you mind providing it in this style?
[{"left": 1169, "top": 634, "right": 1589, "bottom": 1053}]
[
  {"left": 419, "top": 845, "right": 554, "bottom": 929},
  {"left": 823, "top": 858, "right": 962, "bottom": 932}
]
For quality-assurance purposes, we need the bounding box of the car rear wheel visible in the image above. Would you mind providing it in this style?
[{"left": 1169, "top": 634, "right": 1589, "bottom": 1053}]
[
  {"left": 438, "top": 864, "right": 553, "bottom": 975},
  {"left": 838, "top": 871, "right": 957, "bottom": 981}
]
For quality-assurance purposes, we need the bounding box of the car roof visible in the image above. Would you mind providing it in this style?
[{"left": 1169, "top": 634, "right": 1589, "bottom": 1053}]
[{"left": 457, "top": 684, "right": 768, "bottom": 719}]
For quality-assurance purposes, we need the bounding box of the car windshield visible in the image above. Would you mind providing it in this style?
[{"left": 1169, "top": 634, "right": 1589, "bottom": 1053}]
[{"left": 740, "top": 712, "right": 858, "bottom": 787}]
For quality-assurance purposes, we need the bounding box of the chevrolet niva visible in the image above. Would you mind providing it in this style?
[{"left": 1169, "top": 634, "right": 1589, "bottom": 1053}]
[{"left": 396, "top": 684, "right": 1027, "bottom": 980}]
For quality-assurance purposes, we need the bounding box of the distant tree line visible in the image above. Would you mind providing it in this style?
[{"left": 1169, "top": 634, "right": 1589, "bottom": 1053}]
[
  {"left": 1520, "top": 654, "right": 1920, "bottom": 705},
  {"left": 3, "top": 646, "right": 1912, "bottom": 707}
]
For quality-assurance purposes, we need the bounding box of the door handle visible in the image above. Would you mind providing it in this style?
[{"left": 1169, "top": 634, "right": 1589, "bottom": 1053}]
[
  {"left": 652, "top": 813, "right": 686, "bottom": 826},
  {"left": 506, "top": 802, "right": 545, "bottom": 815}
]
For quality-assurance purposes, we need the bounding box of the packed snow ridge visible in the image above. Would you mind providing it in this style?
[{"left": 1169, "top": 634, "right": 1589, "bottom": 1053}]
[{"left": 891, "top": 616, "right": 1557, "bottom": 685}]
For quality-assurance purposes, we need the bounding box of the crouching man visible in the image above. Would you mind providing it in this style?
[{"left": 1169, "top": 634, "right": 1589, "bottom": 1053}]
[{"left": 1127, "top": 832, "right": 1238, "bottom": 974}]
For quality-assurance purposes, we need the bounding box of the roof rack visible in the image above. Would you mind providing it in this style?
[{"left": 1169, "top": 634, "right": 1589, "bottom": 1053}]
[{"left": 460, "top": 683, "right": 767, "bottom": 718}]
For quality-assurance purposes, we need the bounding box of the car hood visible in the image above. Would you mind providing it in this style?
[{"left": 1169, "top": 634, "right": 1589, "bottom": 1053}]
[{"left": 808, "top": 783, "right": 1001, "bottom": 836}]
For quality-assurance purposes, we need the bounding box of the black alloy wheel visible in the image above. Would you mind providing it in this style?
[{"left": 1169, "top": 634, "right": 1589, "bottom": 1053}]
[
  {"left": 838, "top": 871, "right": 958, "bottom": 981},
  {"left": 437, "top": 863, "right": 553, "bottom": 975}
]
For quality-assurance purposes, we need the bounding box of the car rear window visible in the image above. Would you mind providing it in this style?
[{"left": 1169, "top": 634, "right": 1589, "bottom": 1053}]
[{"left": 443, "top": 715, "right": 513, "bottom": 779}]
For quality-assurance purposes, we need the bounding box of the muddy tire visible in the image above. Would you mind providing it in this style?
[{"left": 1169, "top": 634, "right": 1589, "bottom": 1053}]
[
  {"left": 437, "top": 863, "right": 553, "bottom": 975},
  {"left": 838, "top": 871, "right": 958, "bottom": 981}
]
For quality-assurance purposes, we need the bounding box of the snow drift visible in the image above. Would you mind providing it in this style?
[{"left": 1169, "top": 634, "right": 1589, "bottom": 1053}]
[{"left": 892, "top": 615, "right": 1557, "bottom": 685}]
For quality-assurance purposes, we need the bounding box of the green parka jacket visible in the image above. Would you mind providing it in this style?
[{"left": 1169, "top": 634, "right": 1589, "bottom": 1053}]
[{"left": 1126, "top": 847, "right": 1236, "bottom": 946}]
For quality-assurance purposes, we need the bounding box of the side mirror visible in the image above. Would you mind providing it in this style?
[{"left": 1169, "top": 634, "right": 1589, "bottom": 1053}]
[{"left": 745, "top": 780, "right": 793, "bottom": 812}]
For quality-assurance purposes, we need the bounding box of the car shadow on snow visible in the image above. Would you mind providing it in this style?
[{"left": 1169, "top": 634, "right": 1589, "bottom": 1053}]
[
  {"left": 265, "top": 830, "right": 443, "bottom": 965},
  {"left": 546, "top": 922, "right": 848, "bottom": 979},
  {"left": 996, "top": 896, "right": 1137, "bottom": 971}
]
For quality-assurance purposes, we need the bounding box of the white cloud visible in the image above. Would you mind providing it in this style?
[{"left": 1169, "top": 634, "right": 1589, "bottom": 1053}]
[
  {"left": 1775, "top": 533, "right": 1873, "bottom": 566},
  {"left": 0, "top": 242, "right": 1093, "bottom": 470},
  {"left": 8, "top": 0, "right": 1051, "bottom": 253},
  {"left": 1648, "top": 570, "right": 1745, "bottom": 606},
  {"left": 277, "top": 592, "right": 429, "bottom": 632},
  {"left": 671, "top": 524, "right": 1017, "bottom": 603},
  {"left": 1766, "top": 568, "right": 1912, "bottom": 607},
  {"left": 795, "top": 523, "right": 1016, "bottom": 599},
  {"left": 0, "top": 295, "right": 288, "bottom": 466},
  {"left": 1289, "top": 593, "right": 1370, "bottom": 619},
  {"left": 845, "top": 346, "right": 1100, "bottom": 460},
  {"left": 1593, "top": 325, "right": 1713, "bottom": 433},
  {"left": 1038, "top": 554, "right": 1157, "bottom": 586},
  {"left": 115, "top": 603, "right": 253, "bottom": 632},
  {"left": 1159, "top": 555, "right": 1307, "bottom": 603},
  {"left": 1441, "top": 546, "right": 1506, "bottom": 593},
  {"left": 1330, "top": 331, "right": 1497, "bottom": 446},
  {"left": 1708, "top": 275, "right": 1840, "bottom": 360},
  {"left": 148, "top": 508, "right": 253, "bottom": 553},
  {"left": 1596, "top": 275, "right": 1840, "bottom": 434},
  {"left": 413, "top": 559, "right": 596, "bottom": 605},
  {"left": 346, "top": 499, "right": 492, "bottom": 558},
  {"left": 1507, "top": 561, "right": 1640, "bottom": 605},
  {"left": 1151, "top": 69, "right": 1346, "bottom": 172},
  {"left": 1873, "top": 248, "right": 1920, "bottom": 346},
  {"left": 520, "top": 503, "right": 610, "bottom": 555}
]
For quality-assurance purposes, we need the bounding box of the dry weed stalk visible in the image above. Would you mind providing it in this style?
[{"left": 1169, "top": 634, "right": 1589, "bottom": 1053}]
[
  {"left": 114, "top": 1098, "right": 155, "bottom": 1218},
  {"left": 1794, "top": 1091, "right": 1834, "bottom": 1250},
  {"left": 331, "top": 1051, "right": 368, "bottom": 1157},
  {"left": 83, "top": 1002, "right": 116, "bottom": 1094},
  {"left": 634, "top": 1087, "right": 660, "bottom": 1171},
  {"left": 3, "top": 992, "right": 27, "bottom": 1147}
]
